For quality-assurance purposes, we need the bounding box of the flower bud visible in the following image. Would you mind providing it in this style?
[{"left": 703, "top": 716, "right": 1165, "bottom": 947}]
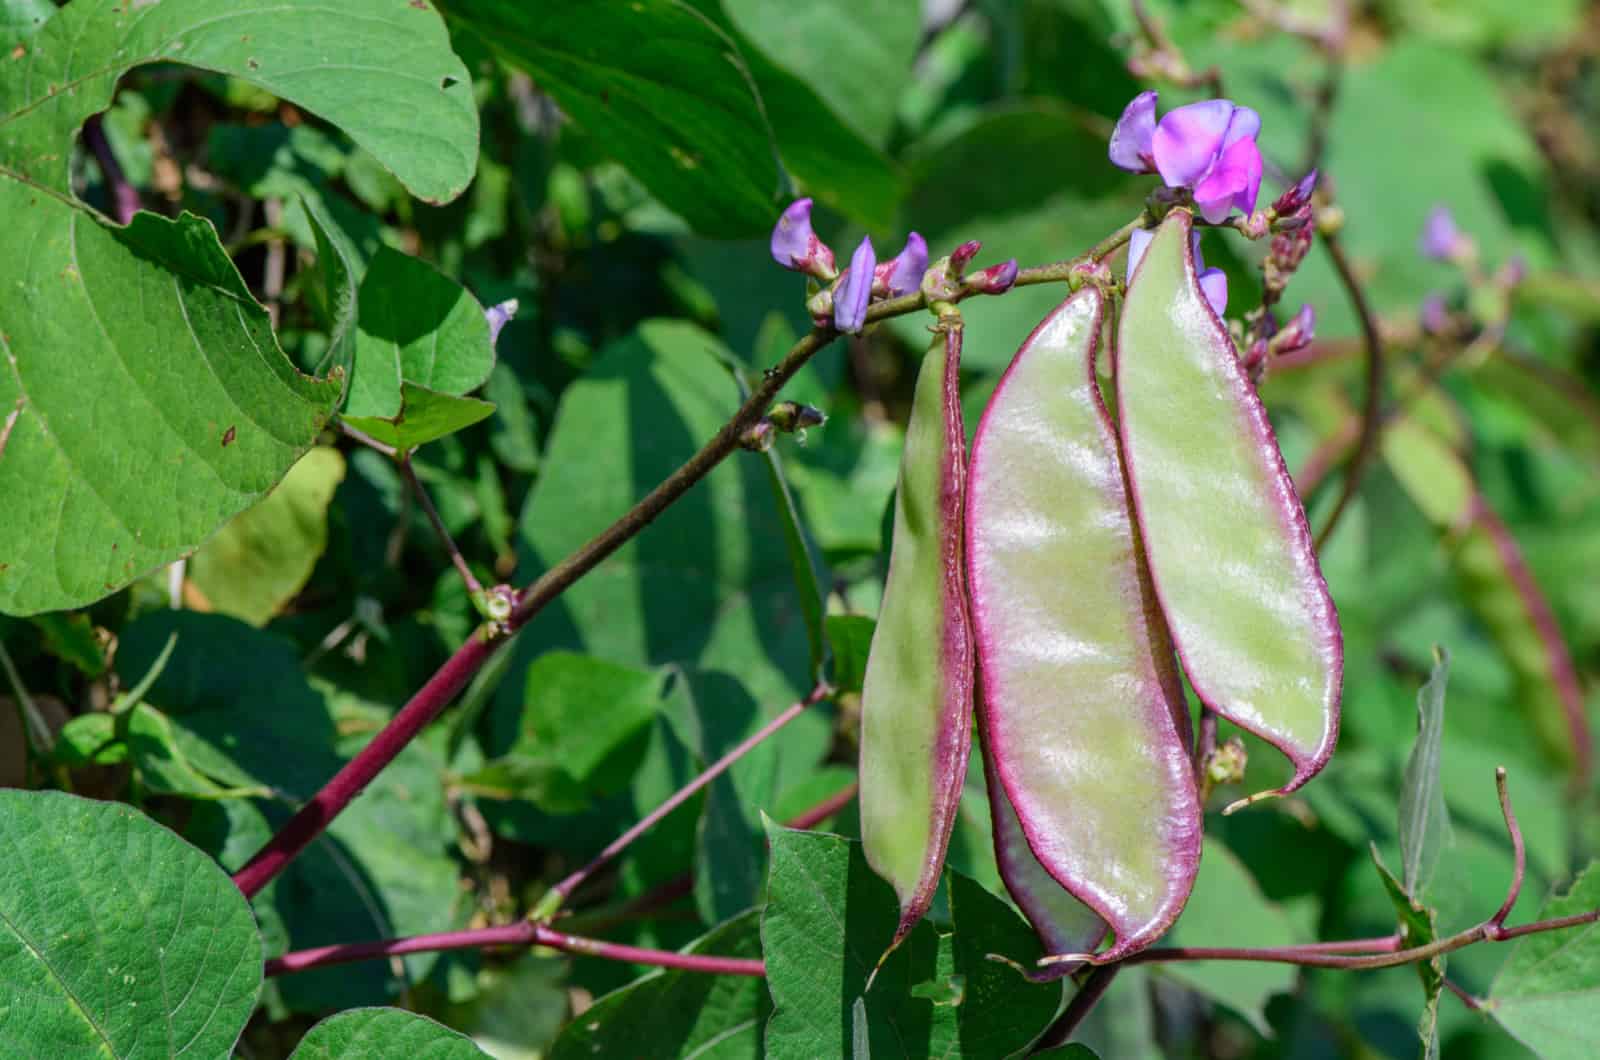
[
  {"left": 770, "top": 198, "right": 838, "bottom": 280},
  {"left": 767, "top": 401, "right": 826, "bottom": 433},
  {"left": 950, "top": 240, "right": 983, "bottom": 272},
  {"left": 1268, "top": 303, "right": 1315, "bottom": 356},
  {"left": 1419, "top": 205, "right": 1465, "bottom": 262},
  {"left": 739, "top": 419, "right": 776, "bottom": 452},
  {"left": 1271, "top": 169, "right": 1318, "bottom": 217},
  {"left": 1420, "top": 293, "right": 1451, "bottom": 336},
  {"left": 833, "top": 237, "right": 877, "bottom": 334},
  {"left": 968, "top": 259, "right": 1018, "bottom": 295}
]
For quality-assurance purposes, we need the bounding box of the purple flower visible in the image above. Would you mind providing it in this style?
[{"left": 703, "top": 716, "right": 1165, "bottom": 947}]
[
  {"left": 771, "top": 198, "right": 837, "bottom": 279},
  {"left": 1126, "top": 227, "right": 1228, "bottom": 316},
  {"left": 1420, "top": 293, "right": 1450, "bottom": 335},
  {"left": 875, "top": 232, "right": 928, "bottom": 297},
  {"left": 1110, "top": 93, "right": 1264, "bottom": 223},
  {"left": 834, "top": 237, "right": 876, "bottom": 334},
  {"left": 1419, "top": 205, "right": 1463, "bottom": 261},
  {"left": 484, "top": 299, "right": 518, "bottom": 346}
]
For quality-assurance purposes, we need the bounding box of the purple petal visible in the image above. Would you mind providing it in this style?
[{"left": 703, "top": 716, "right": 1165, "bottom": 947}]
[
  {"left": 771, "top": 198, "right": 816, "bottom": 270},
  {"left": 886, "top": 232, "right": 929, "bottom": 297},
  {"left": 1126, "top": 227, "right": 1154, "bottom": 284},
  {"left": 485, "top": 299, "right": 518, "bottom": 346},
  {"left": 1198, "top": 266, "right": 1228, "bottom": 317},
  {"left": 1420, "top": 293, "right": 1449, "bottom": 335},
  {"left": 1190, "top": 230, "right": 1206, "bottom": 273},
  {"left": 1193, "top": 136, "right": 1263, "bottom": 222},
  {"left": 1152, "top": 99, "right": 1235, "bottom": 188},
  {"left": 1419, "top": 205, "right": 1460, "bottom": 260},
  {"left": 1221, "top": 106, "right": 1261, "bottom": 150},
  {"left": 1273, "top": 169, "right": 1319, "bottom": 216},
  {"left": 1109, "top": 90, "right": 1159, "bottom": 173},
  {"left": 834, "top": 237, "right": 876, "bottom": 334}
]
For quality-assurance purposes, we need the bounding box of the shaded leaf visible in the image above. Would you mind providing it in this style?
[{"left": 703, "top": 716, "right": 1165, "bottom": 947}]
[
  {"left": 549, "top": 911, "right": 767, "bottom": 1059},
  {"left": 188, "top": 446, "right": 345, "bottom": 625},
  {"left": 290, "top": 1007, "right": 491, "bottom": 1059},
  {"left": 448, "top": 0, "right": 780, "bottom": 237},
  {"left": 1399, "top": 647, "right": 1454, "bottom": 897},
  {"left": 1371, "top": 850, "right": 1444, "bottom": 1060}
]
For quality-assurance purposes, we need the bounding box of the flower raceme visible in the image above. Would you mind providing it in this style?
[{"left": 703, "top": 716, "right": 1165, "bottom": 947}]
[{"left": 1110, "top": 90, "right": 1264, "bottom": 224}]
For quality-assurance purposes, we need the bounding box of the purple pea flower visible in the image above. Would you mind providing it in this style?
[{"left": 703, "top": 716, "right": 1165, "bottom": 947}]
[
  {"left": 875, "top": 232, "right": 929, "bottom": 298},
  {"left": 834, "top": 237, "right": 876, "bottom": 334},
  {"left": 771, "top": 198, "right": 837, "bottom": 280},
  {"left": 1127, "top": 226, "right": 1228, "bottom": 316},
  {"left": 485, "top": 299, "right": 518, "bottom": 346},
  {"left": 1110, "top": 92, "right": 1264, "bottom": 223},
  {"left": 1419, "top": 205, "right": 1464, "bottom": 261}
]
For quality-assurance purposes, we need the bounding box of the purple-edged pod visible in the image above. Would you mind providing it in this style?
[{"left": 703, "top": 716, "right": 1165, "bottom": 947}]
[
  {"left": 967, "top": 287, "right": 1202, "bottom": 964},
  {"left": 858, "top": 316, "right": 975, "bottom": 944},
  {"left": 978, "top": 721, "right": 1107, "bottom": 981},
  {"left": 1117, "top": 211, "right": 1342, "bottom": 805}
]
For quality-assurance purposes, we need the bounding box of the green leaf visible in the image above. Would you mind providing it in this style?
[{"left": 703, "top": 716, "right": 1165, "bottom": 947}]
[
  {"left": 763, "top": 826, "right": 1053, "bottom": 1059},
  {"left": 1371, "top": 849, "right": 1444, "bottom": 1060},
  {"left": 187, "top": 446, "right": 345, "bottom": 625},
  {"left": 342, "top": 384, "right": 497, "bottom": 452},
  {"left": 448, "top": 0, "right": 780, "bottom": 237},
  {"left": 2, "top": 0, "right": 476, "bottom": 204},
  {"left": 126, "top": 702, "right": 275, "bottom": 799},
  {"left": 944, "top": 871, "right": 1065, "bottom": 1056},
  {"left": 1157, "top": 839, "right": 1298, "bottom": 1035},
  {"left": 826, "top": 615, "right": 876, "bottom": 695},
  {"left": 289, "top": 1007, "right": 491, "bottom": 1059},
  {"left": 761, "top": 447, "right": 829, "bottom": 683},
  {"left": 1488, "top": 862, "right": 1600, "bottom": 1059},
  {"left": 0, "top": 208, "right": 340, "bottom": 616},
  {"left": 28, "top": 611, "right": 108, "bottom": 676},
  {"left": 470, "top": 652, "right": 661, "bottom": 810},
  {"left": 118, "top": 611, "right": 343, "bottom": 800},
  {"left": 722, "top": 0, "right": 918, "bottom": 147},
  {"left": 549, "top": 911, "right": 768, "bottom": 1059},
  {"left": 302, "top": 194, "right": 363, "bottom": 383},
  {"left": 344, "top": 246, "right": 495, "bottom": 420},
  {"left": 0, "top": 0, "right": 480, "bottom": 614},
  {"left": 0, "top": 0, "right": 53, "bottom": 50},
  {"left": 509, "top": 318, "right": 812, "bottom": 732},
  {"left": 0, "top": 789, "right": 262, "bottom": 1057},
  {"left": 1399, "top": 648, "right": 1454, "bottom": 897}
]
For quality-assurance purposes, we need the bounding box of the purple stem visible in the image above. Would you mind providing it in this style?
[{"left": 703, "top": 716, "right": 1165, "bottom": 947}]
[
  {"left": 1488, "top": 766, "right": 1526, "bottom": 933},
  {"left": 1312, "top": 231, "right": 1385, "bottom": 551},
  {"left": 1441, "top": 976, "right": 1486, "bottom": 1012},
  {"left": 1034, "top": 965, "right": 1120, "bottom": 1051},
  {"left": 265, "top": 921, "right": 764, "bottom": 978},
  {"left": 232, "top": 632, "right": 500, "bottom": 898},
  {"left": 786, "top": 781, "right": 858, "bottom": 830},
  {"left": 82, "top": 114, "right": 140, "bottom": 224},
  {"left": 547, "top": 682, "right": 832, "bottom": 906}
]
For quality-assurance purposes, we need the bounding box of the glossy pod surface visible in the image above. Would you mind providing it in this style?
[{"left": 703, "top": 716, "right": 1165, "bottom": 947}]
[
  {"left": 1117, "top": 211, "right": 1341, "bottom": 797},
  {"left": 858, "top": 319, "right": 974, "bottom": 942},
  {"left": 967, "top": 288, "right": 1201, "bottom": 961}
]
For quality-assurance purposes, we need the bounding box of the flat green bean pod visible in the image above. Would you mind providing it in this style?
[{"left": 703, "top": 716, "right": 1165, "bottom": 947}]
[
  {"left": 858, "top": 317, "right": 974, "bottom": 943},
  {"left": 1117, "top": 211, "right": 1342, "bottom": 805},
  {"left": 967, "top": 288, "right": 1201, "bottom": 963}
]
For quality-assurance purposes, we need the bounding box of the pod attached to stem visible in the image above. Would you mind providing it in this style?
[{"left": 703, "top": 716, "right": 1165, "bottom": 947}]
[
  {"left": 967, "top": 288, "right": 1201, "bottom": 963},
  {"left": 858, "top": 313, "right": 975, "bottom": 946},
  {"left": 1117, "top": 211, "right": 1342, "bottom": 809}
]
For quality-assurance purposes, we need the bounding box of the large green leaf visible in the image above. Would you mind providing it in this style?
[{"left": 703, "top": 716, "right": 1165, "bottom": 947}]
[
  {"left": 1488, "top": 862, "right": 1600, "bottom": 1060},
  {"left": 1398, "top": 648, "right": 1453, "bottom": 898},
  {"left": 762, "top": 825, "right": 1058, "bottom": 1059},
  {"left": 289, "top": 1008, "right": 491, "bottom": 1059},
  {"left": 722, "top": 0, "right": 918, "bottom": 148},
  {"left": 549, "top": 911, "right": 769, "bottom": 1059},
  {"left": 507, "top": 318, "right": 816, "bottom": 757},
  {"left": 343, "top": 246, "right": 495, "bottom": 420},
  {"left": 0, "top": 0, "right": 478, "bottom": 615},
  {"left": 0, "top": 789, "right": 262, "bottom": 1057},
  {"left": 447, "top": 0, "right": 780, "bottom": 237}
]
